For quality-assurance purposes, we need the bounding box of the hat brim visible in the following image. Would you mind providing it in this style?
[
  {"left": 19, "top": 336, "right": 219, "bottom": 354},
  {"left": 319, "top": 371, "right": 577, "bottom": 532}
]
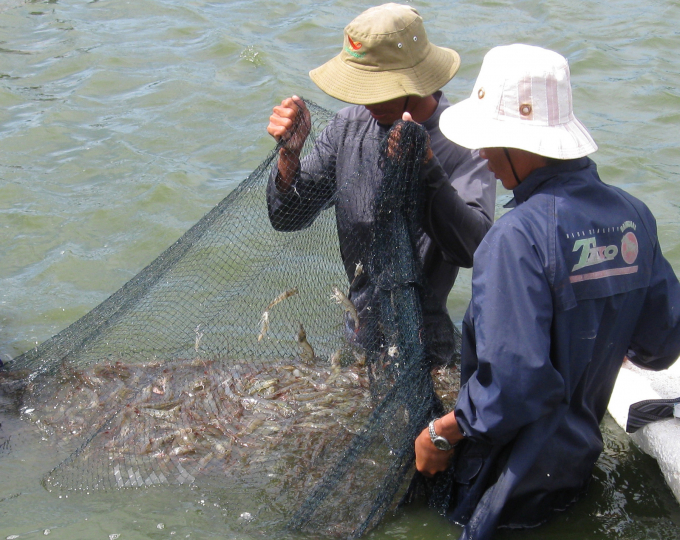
[
  {"left": 439, "top": 97, "right": 598, "bottom": 160},
  {"left": 310, "top": 46, "right": 460, "bottom": 105}
]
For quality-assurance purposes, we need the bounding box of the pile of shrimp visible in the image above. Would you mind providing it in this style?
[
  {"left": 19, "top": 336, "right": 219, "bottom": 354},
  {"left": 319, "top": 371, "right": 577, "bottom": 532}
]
[{"left": 19, "top": 353, "right": 459, "bottom": 493}]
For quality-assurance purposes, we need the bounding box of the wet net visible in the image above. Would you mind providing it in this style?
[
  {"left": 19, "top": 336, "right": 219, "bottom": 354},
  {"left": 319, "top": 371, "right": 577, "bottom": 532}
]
[{"left": 0, "top": 100, "right": 461, "bottom": 538}]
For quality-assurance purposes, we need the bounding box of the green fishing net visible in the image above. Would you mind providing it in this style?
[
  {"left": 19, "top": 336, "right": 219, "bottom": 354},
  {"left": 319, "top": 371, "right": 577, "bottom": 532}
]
[{"left": 0, "top": 101, "right": 461, "bottom": 538}]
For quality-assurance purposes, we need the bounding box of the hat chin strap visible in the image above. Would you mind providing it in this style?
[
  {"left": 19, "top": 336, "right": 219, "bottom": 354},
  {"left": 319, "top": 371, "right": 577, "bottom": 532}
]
[{"left": 503, "top": 147, "right": 522, "bottom": 185}]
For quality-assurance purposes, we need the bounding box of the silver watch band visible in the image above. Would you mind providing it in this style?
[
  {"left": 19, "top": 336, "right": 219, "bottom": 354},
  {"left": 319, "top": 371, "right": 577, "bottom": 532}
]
[{"left": 428, "top": 419, "right": 454, "bottom": 451}]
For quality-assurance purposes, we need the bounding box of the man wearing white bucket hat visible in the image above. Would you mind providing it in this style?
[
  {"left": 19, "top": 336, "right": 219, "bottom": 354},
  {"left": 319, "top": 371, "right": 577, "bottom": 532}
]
[
  {"left": 265, "top": 4, "right": 496, "bottom": 367},
  {"left": 414, "top": 44, "right": 680, "bottom": 538}
]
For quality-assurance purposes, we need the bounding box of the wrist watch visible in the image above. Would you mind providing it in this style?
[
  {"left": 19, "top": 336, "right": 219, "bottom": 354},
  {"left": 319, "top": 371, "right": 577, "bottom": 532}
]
[{"left": 428, "top": 419, "right": 454, "bottom": 451}]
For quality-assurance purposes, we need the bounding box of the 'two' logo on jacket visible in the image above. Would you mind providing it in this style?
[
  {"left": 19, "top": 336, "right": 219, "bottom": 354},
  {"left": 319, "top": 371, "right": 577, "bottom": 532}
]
[{"left": 568, "top": 221, "right": 639, "bottom": 284}]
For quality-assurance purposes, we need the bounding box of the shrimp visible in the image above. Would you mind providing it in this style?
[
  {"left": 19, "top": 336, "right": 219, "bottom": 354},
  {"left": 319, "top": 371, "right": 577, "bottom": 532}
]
[
  {"left": 265, "top": 287, "right": 299, "bottom": 312},
  {"left": 331, "top": 286, "right": 360, "bottom": 329},
  {"left": 329, "top": 348, "right": 343, "bottom": 371},
  {"left": 195, "top": 324, "right": 204, "bottom": 352},
  {"left": 351, "top": 261, "right": 364, "bottom": 286},
  {"left": 257, "top": 312, "right": 270, "bottom": 342},
  {"left": 257, "top": 287, "right": 299, "bottom": 341},
  {"left": 297, "top": 323, "right": 316, "bottom": 364}
]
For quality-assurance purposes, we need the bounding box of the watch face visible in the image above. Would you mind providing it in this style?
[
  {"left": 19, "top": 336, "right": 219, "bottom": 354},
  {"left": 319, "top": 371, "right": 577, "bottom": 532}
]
[{"left": 433, "top": 437, "right": 452, "bottom": 451}]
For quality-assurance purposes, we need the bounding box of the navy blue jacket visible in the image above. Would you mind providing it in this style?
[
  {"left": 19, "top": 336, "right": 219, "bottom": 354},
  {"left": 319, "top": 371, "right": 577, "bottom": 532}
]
[{"left": 451, "top": 157, "right": 680, "bottom": 538}]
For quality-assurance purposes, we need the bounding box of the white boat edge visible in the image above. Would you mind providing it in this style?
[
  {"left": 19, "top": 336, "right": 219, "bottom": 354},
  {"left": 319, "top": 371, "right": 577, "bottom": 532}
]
[{"left": 607, "top": 358, "right": 680, "bottom": 504}]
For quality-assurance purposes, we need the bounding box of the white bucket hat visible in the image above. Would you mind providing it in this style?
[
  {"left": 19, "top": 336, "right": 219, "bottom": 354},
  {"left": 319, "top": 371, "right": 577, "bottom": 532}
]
[
  {"left": 439, "top": 44, "right": 597, "bottom": 159},
  {"left": 309, "top": 3, "right": 460, "bottom": 105}
]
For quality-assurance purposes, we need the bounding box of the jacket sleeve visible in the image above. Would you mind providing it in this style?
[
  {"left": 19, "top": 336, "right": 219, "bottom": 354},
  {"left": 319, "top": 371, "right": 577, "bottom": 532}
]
[
  {"left": 627, "top": 238, "right": 680, "bottom": 371},
  {"left": 454, "top": 219, "right": 566, "bottom": 446},
  {"left": 421, "top": 151, "right": 495, "bottom": 268},
  {"left": 266, "top": 120, "right": 338, "bottom": 232}
]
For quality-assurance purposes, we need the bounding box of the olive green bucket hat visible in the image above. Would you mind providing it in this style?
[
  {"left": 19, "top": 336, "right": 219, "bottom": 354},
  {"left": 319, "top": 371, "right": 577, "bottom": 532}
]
[{"left": 309, "top": 3, "right": 461, "bottom": 105}]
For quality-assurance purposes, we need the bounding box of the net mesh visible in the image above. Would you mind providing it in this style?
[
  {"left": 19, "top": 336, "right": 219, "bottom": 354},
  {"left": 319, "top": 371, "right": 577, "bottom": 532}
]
[{"left": 0, "top": 101, "right": 461, "bottom": 538}]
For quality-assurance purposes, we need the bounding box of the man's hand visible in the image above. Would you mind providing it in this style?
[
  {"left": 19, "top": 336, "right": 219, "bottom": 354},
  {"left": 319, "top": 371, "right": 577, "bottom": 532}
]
[
  {"left": 267, "top": 96, "right": 311, "bottom": 192},
  {"left": 384, "top": 111, "right": 433, "bottom": 163},
  {"left": 267, "top": 95, "right": 311, "bottom": 154},
  {"left": 415, "top": 426, "right": 454, "bottom": 477},
  {"left": 415, "top": 413, "right": 463, "bottom": 477}
]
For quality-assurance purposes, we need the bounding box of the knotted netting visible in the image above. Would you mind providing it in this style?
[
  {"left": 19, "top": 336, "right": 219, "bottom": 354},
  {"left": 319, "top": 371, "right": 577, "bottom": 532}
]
[{"left": 0, "top": 100, "right": 461, "bottom": 538}]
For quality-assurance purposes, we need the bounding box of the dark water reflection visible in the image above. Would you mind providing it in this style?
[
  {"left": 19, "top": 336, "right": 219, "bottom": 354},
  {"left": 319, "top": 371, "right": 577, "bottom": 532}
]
[
  {"left": 501, "top": 415, "right": 679, "bottom": 540},
  {"left": 368, "top": 416, "right": 680, "bottom": 540}
]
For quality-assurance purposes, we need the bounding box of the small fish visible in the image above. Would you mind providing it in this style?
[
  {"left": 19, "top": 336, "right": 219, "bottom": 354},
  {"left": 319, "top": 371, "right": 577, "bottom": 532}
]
[
  {"left": 297, "top": 323, "right": 315, "bottom": 364},
  {"left": 331, "top": 286, "right": 360, "bottom": 329}
]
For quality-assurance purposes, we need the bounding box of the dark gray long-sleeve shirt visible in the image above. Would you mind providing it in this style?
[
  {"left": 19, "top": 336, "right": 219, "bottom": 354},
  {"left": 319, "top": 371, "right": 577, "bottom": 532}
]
[{"left": 266, "top": 93, "right": 496, "bottom": 364}]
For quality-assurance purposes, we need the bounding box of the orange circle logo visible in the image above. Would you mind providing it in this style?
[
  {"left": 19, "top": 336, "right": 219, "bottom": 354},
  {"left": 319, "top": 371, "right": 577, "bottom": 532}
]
[{"left": 621, "top": 232, "right": 638, "bottom": 265}]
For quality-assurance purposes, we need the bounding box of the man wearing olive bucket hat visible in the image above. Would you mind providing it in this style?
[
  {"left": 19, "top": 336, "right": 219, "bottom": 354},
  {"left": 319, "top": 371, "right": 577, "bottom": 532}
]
[
  {"left": 266, "top": 4, "right": 496, "bottom": 367},
  {"left": 413, "top": 44, "right": 680, "bottom": 538}
]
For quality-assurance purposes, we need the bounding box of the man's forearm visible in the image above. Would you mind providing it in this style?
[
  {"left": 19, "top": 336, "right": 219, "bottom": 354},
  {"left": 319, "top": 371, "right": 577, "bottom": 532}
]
[
  {"left": 427, "top": 182, "right": 492, "bottom": 268},
  {"left": 433, "top": 411, "right": 465, "bottom": 444},
  {"left": 275, "top": 148, "right": 301, "bottom": 193}
]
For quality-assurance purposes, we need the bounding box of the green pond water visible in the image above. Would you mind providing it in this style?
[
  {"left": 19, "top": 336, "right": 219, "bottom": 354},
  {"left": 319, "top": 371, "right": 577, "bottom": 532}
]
[{"left": 1, "top": 0, "right": 679, "bottom": 538}]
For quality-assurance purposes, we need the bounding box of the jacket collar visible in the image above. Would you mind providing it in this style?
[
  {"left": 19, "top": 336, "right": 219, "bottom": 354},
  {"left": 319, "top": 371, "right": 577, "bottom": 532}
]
[{"left": 513, "top": 157, "right": 592, "bottom": 205}]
